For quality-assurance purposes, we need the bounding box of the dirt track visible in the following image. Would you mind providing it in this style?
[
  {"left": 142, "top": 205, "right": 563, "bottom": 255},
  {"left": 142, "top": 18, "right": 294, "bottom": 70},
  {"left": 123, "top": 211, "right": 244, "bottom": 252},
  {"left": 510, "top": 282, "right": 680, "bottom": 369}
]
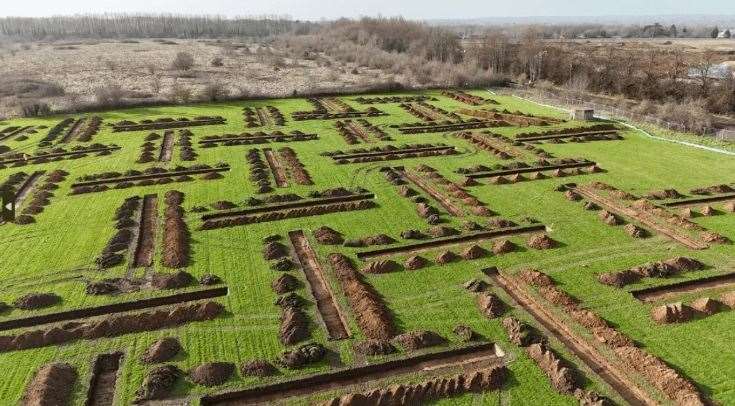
[
  {"left": 490, "top": 271, "right": 658, "bottom": 406},
  {"left": 288, "top": 230, "right": 349, "bottom": 340}
]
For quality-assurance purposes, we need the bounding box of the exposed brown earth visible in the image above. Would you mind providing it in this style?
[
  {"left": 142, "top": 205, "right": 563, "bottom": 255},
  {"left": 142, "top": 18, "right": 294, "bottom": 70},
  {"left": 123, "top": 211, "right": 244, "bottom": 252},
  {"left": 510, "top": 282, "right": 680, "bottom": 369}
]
[
  {"left": 190, "top": 362, "right": 235, "bottom": 387},
  {"left": 132, "top": 194, "right": 158, "bottom": 268},
  {"left": 289, "top": 230, "right": 350, "bottom": 340},
  {"left": 86, "top": 352, "right": 124, "bottom": 406},
  {"left": 632, "top": 272, "right": 735, "bottom": 302},
  {"left": 141, "top": 337, "right": 182, "bottom": 363},
  {"left": 158, "top": 130, "right": 175, "bottom": 162},
  {"left": 263, "top": 148, "right": 289, "bottom": 187},
  {"left": 135, "top": 364, "right": 182, "bottom": 402},
  {"left": 161, "top": 190, "right": 190, "bottom": 269},
  {"left": 22, "top": 362, "right": 77, "bottom": 406}
]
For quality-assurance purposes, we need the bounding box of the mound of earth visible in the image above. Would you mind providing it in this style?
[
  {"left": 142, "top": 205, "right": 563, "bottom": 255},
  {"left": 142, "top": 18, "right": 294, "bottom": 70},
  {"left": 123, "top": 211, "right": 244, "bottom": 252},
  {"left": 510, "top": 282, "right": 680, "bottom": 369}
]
[
  {"left": 279, "top": 343, "right": 326, "bottom": 368},
  {"left": 211, "top": 200, "right": 236, "bottom": 210},
  {"left": 518, "top": 269, "right": 554, "bottom": 287},
  {"left": 151, "top": 271, "right": 194, "bottom": 290},
  {"left": 279, "top": 306, "right": 310, "bottom": 345},
  {"left": 352, "top": 339, "right": 396, "bottom": 356},
  {"left": 624, "top": 224, "right": 647, "bottom": 238},
  {"left": 313, "top": 226, "right": 344, "bottom": 245},
  {"left": 599, "top": 210, "right": 623, "bottom": 226},
  {"left": 647, "top": 189, "right": 683, "bottom": 200},
  {"left": 400, "top": 229, "right": 425, "bottom": 240},
  {"left": 701, "top": 205, "right": 716, "bottom": 216},
  {"left": 492, "top": 239, "right": 516, "bottom": 254},
  {"left": 691, "top": 184, "right": 734, "bottom": 195},
  {"left": 427, "top": 226, "right": 459, "bottom": 238},
  {"left": 435, "top": 250, "right": 458, "bottom": 264},
  {"left": 391, "top": 330, "right": 445, "bottom": 351},
  {"left": 361, "top": 260, "right": 400, "bottom": 274},
  {"left": 477, "top": 292, "right": 506, "bottom": 319},
  {"left": 690, "top": 297, "right": 721, "bottom": 315},
  {"left": 680, "top": 208, "right": 694, "bottom": 218},
  {"left": 597, "top": 270, "right": 641, "bottom": 288},
  {"left": 502, "top": 317, "right": 544, "bottom": 347},
  {"left": 662, "top": 257, "right": 703, "bottom": 273},
  {"left": 22, "top": 363, "right": 77, "bottom": 406},
  {"left": 463, "top": 278, "right": 489, "bottom": 292},
  {"left": 14, "top": 293, "right": 61, "bottom": 310},
  {"left": 275, "top": 292, "right": 303, "bottom": 308},
  {"left": 404, "top": 256, "right": 427, "bottom": 270},
  {"left": 199, "top": 274, "right": 222, "bottom": 285},
  {"left": 487, "top": 218, "right": 516, "bottom": 229},
  {"left": 141, "top": 337, "right": 182, "bottom": 363},
  {"left": 527, "top": 343, "right": 580, "bottom": 394},
  {"left": 361, "top": 234, "right": 396, "bottom": 245},
  {"left": 263, "top": 241, "right": 288, "bottom": 260},
  {"left": 564, "top": 190, "right": 581, "bottom": 201},
  {"left": 85, "top": 279, "right": 125, "bottom": 295},
  {"left": 583, "top": 201, "right": 599, "bottom": 210},
  {"left": 652, "top": 303, "right": 695, "bottom": 324},
  {"left": 461, "top": 245, "right": 487, "bottom": 260},
  {"left": 271, "top": 258, "right": 296, "bottom": 272},
  {"left": 453, "top": 324, "right": 477, "bottom": 342},
  {"left": 725, "top": 202, "right": 735, "bottom": 213},
  {"left": 527, "top": 234, "right": 556, "bottom": 250},
  {"left": 240, "top": 360, "right": 278, "bottom": 377},
  {"left": 190, "top": 362, "right": 234, "bottom": 387},
  {"left": 272, "top": 274, "right": 299, "bottom": 294}
]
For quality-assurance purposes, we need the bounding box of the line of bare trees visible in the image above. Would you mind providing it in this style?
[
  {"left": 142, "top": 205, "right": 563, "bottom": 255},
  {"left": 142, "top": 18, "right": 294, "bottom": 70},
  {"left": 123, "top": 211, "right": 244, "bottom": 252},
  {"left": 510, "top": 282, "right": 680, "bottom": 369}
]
[{"left": 0, "top": 15, "right": 308, "bottom": 40}]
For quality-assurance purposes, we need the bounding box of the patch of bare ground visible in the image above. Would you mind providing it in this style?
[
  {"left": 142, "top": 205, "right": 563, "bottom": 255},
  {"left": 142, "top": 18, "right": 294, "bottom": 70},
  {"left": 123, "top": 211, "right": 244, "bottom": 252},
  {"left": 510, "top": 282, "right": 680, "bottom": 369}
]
[
  {"left": 161, "top": 190, "right": 190, "bottom": 268},
  {"left": 288, "top": 230, "right": 350, "bottom": 340},
  {"left": 132, "top": 194, "right": 158, "bottom": 268},
  {"left": 22, "top": 362, "right": 77, "bottom": 406},
  {"left": 263, "top": 148, "right": 288, "bottom": 187},
  {"left": 199, "top": 342, "right": 504, "bottom": 405},
  {"left": 158, "top": 130, "right": 175, "bottom": 162}
]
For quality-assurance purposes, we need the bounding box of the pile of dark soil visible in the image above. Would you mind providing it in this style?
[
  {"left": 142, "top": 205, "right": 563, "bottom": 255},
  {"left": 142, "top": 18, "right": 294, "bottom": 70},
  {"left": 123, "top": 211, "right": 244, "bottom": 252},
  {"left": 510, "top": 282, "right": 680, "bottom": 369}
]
[
  {"left": 652, "top": 303, "right": 695, "bottom": 324},
  {"left": 492, "top": 239, "right": 516, "bottom": 254},
  {"left": 527, "top": 234, "right": 556, "bottom": 250},
  {"left": 527, "top": 343, "right": 580, "bottom": 394},
  {"left": 691, "top": 184, "right": 734, "bottom": 195},
  {"left": 404, "top": 256, "right": 427, "bottom": 270},
  {"left": 391, "top": 330, "right": 445, "bottom": 351},
  {"left": 453, "top": 324, "right": 477, "bottom": 342},
  {"left": 199, "top": 274, "right": 222, "bottom": 285},
  {"left": 435, "top": 250, "right": 458, "bottom": 264},
  {"left": 361, "top": 234, "right": 396, "bottom": 246},
  {"left": 427, "top": 226, "right": 459, "bottom": 238},
  {"left": 691, "top": 297, "right": 721, "bottom": 315},
  {"left": 518, "top": 269, "right": 554, "bottom": 287},
  {"left": 211, "top": 201, "right": 236, "bottom": 210},
  {"left": 461, "top": 244, "right": 487, "bottom": 260},
  {"left": 463, "top": 279, "right": 489, "bottom": 292},
  {"left": 647, "top": 189, "right": 683, "bottom": 200},
  {"left": 135, "top": 365, "right": 184, "bottom": 402},
  {"left": 279, "top": 306, "right": 310, "bottom": 345},
  {"left": 22, "top": 363, "right": 77, "bottom": 406},
  {"left": 313, "top": 226, "right": 344, "bottom": 245},
  {"left": 240, "top": 360, "right": 278, "bottom": 377},
  {"left": 477, "top": 292, "right": 506, "bottom": 319},
  {"left": 502, "top": 317, "right": 544, "bottom": 347},
  {"left": 624, "top": 224, "right": 647, "bottom": 238},
  {"left": 272, "top": 274, "right": 299, "bottom": 294},
  {"left": 190, "top": 362, "right": 235, "bottom": 387},
  {"left": 13, "top": 292, "right": 60, "bottom": 310},
  {"left": 279, "top": 343, "right": 326, "bottom": 368},
  {"left": 361, "top": 260, "right": 400, "bottom": 274},
  {"left": 271, "top": 258, "right": 296, "bottom": 272},
  {"left": 151, "top": 271, "right": 194, "bottom": 290},
  {"left": 352, "top": 339, "right": 396, "bottom": 356},
  {"left": 141, "top": 337, "right": 182, "bottom": 363}
]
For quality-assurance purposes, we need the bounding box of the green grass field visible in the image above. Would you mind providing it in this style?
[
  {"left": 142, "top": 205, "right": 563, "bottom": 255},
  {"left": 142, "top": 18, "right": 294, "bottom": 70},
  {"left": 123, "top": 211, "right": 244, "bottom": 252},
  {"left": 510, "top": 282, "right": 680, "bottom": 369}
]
[{"left": 0, "top": 89, "right": 734, "bottom": 405}]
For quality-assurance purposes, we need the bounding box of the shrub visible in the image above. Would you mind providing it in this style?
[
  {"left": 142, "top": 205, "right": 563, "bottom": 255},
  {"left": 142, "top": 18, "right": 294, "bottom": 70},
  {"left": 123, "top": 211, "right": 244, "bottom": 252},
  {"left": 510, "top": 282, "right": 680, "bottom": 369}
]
[{"left": 171, "top": 52, "right": 195, "bottom": 71}]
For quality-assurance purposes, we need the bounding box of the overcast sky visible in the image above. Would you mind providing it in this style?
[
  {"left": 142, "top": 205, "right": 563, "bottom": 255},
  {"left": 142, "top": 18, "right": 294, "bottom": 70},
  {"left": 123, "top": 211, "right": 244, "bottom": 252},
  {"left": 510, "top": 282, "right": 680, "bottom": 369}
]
[{"left": 2, "top": 0, "right": 734, "bottom": 20}]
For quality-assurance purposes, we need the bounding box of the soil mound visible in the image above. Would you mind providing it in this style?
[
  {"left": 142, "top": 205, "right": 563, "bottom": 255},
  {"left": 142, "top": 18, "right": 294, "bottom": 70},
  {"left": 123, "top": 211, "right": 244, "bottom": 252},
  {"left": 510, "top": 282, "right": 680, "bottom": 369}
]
[
  {"left": 361, "top": 260, "right": 400, "bottom": 274},
  {"left": 492, "top": 239, "right": 516, "bottom": 254},
  {"left": 463, "top": 278, "right": 489, "bottom": 292},
  {"left": 313, "top": 226, "right": 344, "bottom": 245},
  {"left": 263, "top": 241, "right": 288, "bottom": 260},
  {"left": 663, "top": 257, "right": 703, "bottom": 273},
  {"left": 527, "top": 234, "right": 556, "bottom": 250},
  {"left": 701, "top": 205, "right": 715, "bottom": 216},
  {"left": 22, "top": 362, "right": 77, "bottom": 406},
  {"left": 691, "top": 297, "right": 721, "bottom": 315},
  {"left": 400, "top": 229, "right": 425, "bottom": 240},
  {"left": 725, "top": 202, "right": 735, "bottom": 213},
  {"left": 14, "top": 293, "right": 60, "bottom": 310},
  {"left": 404, "top": 256, "right": 427, "bottom": 270},
  {"left": 151, "top": 271, "right": 194, "bottom": 290},
  {"left": 190, "top": 362, "right": 234, "bottom": 387},
  {"left": 598, "top": 210, "right": 622, "bottom": 226},
  {"left": 453, "top": 324, "right": 477, "bottom": 342},
  {"left": 652, "top": 303, "right": 695, "bottom": 324},
  {"left": 461, "top": 244, "right": 487, "bottom": 260},
  {"left": 199, "top": 274, "right": 222, "bottom": 285},
  {"left": 691, "top": 184, "right": 734, "bottom": 195},
  {"left": 502, "top": 317, "right": 544, "bottom": 347},
  {"left": 583, "top": 201, "right": 599, "bottom": 210},
  {"left": 211, "top": 200, "right": 236, "bottom": 210},
  {"left": 518, "top": 269, "right": 554, "bottom": 287},
  {"left": 477, "top": 292, "right": 506, "bottom": 319},
  {"left": 720, "top": 291, "right": 735, "bottom": 308},
  {"left": 597, "top": 270, "right": 640, "bottom": 288},
  {"left": 141, "top": 337, "right": 182, "bottom": 363},
  {"left": 275, "top": 292, "right": 303, "bottom": 309},
  {"left": 527, "top": 343, "right": 580, "bottom": 394},
  {"left": 352, "top": 339, "right": 396, "bottom": 356},
  {"left": 279, "top": 343, "right": 327, "bottom": 368},
  {"left": 240, "top": 360, "right": 278, "bottom": 377},
  {"left": 564, "top": 190, "right": 581, "bottom": 201},
  {"left": 427, "top": 226, "right": 459, "bottom": 238},
  {"left": 361, "top": 234, "right": 396, "bottom": 245},
  {"left": 624, "top": 224, "right": 647, "bottom": 238},
  {"left": 279, "top": 306, "right": 310, "bottom": 345},
  {"left": 647, "top": 189, "right": 683, "bottom": 200},
  {"left": 435, "top": 250, "right": 458, "bottom": 264},
  {"left": 272, "top": 274, "right": 299, "bottom": 294},
  {"left": 391, "top": 330, "right": 445, "bottom": 351},
  {"left": 135, "top": 364, "right": 182, "bottom": 402}
]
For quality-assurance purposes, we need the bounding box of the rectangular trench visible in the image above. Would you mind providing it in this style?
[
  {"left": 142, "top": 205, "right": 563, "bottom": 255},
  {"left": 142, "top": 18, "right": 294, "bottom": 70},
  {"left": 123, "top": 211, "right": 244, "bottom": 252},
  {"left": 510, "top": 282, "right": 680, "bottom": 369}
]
[{"left": 86, "top": 352, "right": 124, "bottom": 406}]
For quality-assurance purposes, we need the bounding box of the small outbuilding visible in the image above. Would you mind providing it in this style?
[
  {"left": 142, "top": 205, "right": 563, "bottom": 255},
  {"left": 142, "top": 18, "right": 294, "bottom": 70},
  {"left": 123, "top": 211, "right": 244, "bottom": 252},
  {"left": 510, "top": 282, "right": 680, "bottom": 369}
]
[{"left": 571, "top": 108, "right": 595, "bottom": 121}]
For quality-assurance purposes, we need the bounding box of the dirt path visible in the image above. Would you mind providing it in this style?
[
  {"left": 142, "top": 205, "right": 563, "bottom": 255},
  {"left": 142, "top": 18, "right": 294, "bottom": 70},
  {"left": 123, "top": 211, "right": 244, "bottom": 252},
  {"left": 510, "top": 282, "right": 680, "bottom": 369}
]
[
  {"left": 574, "top": 185, "right": 708, "bottom": 250},
  {"left": 87, "top": 353, "right": 123, "bottom": 406},
  {"left": 201, "top": 343, "right": 503, "bottom": 405},
  {"left": 158, "top": 130, "right": 175, "bottom": 162},
  {"left": 13, "top": 171, "right": 44, "bottom": 209},
  {"left": 132, "top": 194, "right": 158, "bottom": 268},
  {"left": 490, "top": 271, "right": 658, "bottom": 406},
  {"left": 288, "top": 230, "right": 349, "bottom": 340},
  {"left": 400, "top": 169, "right": 464, "bottom": 216},
  {"left": 263, "top": 148, "right": 288, "bottom": 187},
  {"left": 633, "top": 271, "right": 735, "bottom": 302}
]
